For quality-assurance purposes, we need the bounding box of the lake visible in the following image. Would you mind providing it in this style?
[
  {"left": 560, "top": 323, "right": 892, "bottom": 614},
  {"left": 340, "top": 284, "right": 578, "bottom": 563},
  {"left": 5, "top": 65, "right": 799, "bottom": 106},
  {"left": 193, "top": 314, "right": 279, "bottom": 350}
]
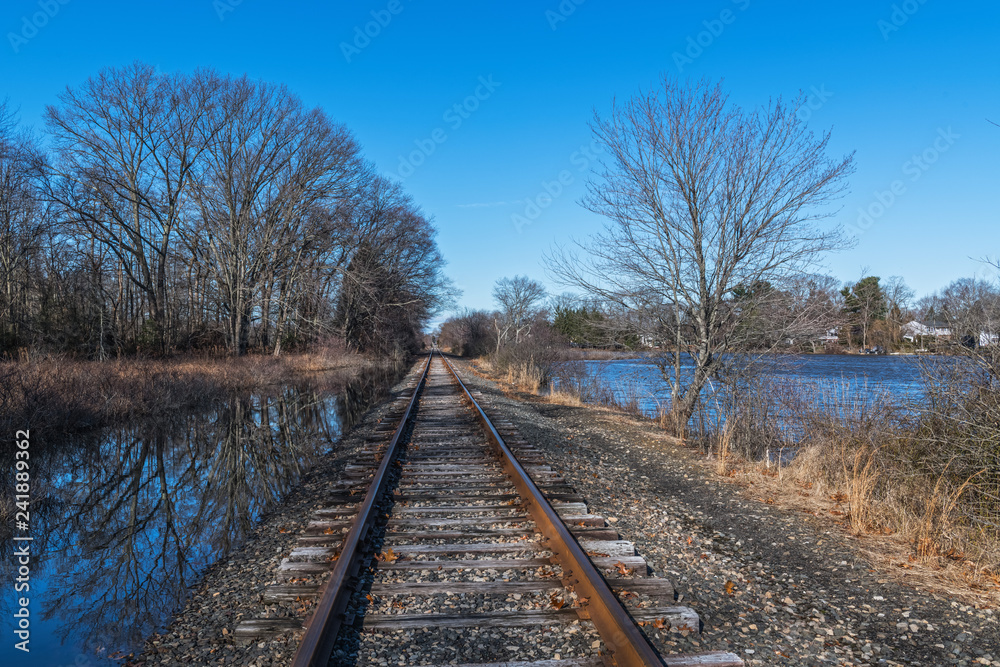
[
  {"left": 0, "top": 364, "right": 403, "bottom": 667},
  {"left": 553, "top": 353, "right": 933, "bottom": 433}
]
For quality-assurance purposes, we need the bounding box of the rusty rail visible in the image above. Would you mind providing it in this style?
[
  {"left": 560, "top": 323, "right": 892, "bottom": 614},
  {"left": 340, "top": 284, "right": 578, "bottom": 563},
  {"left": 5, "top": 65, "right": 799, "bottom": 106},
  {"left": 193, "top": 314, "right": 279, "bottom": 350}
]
[
  {"left": 438, "top": 352, "right": 665, "bottom": 667},
  {"left": 291, "top": 352, "right": 432, "bottom": 667}
]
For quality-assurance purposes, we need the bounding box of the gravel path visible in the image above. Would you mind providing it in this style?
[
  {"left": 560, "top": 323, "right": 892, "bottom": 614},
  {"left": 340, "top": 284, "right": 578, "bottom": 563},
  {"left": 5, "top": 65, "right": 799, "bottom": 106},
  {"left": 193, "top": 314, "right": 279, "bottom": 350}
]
[{"left": 453, "top": 359, "right": 1000, "bottom": 667}]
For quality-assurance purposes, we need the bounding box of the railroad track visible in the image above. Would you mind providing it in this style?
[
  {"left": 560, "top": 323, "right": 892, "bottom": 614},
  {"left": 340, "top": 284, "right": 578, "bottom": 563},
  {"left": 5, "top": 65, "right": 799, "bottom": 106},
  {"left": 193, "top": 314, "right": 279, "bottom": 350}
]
[{"left": 236, "top": 352, "right": 743, "bottom": 666}]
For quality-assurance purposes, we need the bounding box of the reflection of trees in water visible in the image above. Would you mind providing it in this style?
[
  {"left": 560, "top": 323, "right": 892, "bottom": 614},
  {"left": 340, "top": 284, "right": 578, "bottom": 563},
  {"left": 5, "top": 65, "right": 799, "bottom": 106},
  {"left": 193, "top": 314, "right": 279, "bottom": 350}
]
[
  {"left": 37, "top": 388, "right": 339, "bottom": 655},
  {"left": 336, "top": 362, "right": 407, "bottom": 431},
  {"left": 0, "top": 363, "right": 409, "bottom": 660},
  {"left": 0, "top": 457, "right": 63, "bottom": 584}
]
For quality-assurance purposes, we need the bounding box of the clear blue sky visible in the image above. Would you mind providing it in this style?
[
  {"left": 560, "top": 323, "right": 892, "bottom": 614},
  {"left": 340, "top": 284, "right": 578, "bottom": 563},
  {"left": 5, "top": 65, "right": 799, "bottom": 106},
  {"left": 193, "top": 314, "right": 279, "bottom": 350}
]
[{"left": 2, "top": 0, "right": 998, "bottom": 318}]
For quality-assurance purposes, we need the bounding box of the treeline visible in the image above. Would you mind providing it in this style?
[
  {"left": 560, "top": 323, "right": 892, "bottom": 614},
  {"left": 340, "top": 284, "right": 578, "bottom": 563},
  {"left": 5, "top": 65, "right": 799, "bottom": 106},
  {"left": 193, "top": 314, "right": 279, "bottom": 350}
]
[
  {"left": 810, "top": 273, "right": 1000, "bottom": 351},
  {"left": 439, "top": 273, "right": 851, "bottom": 358},
  {"left": 0, "top": 63, "right": 453, "bottom": 359},
  {"left": 440, "top": 272, "right": 1000, "bottom": 361}
]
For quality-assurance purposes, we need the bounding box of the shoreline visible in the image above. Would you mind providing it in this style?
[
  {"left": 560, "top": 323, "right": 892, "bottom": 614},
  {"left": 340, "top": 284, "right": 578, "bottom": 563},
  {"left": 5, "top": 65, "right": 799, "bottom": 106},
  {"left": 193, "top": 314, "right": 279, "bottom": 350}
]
[
  {"left": 117, "top": 353, "right": 1000, "bottom": 665},
  {"left": 129, "top": 357, "right": 428, "bottom": 666},
  {"left": 0, "top": 351, "right": 385, "bottom": 439}
]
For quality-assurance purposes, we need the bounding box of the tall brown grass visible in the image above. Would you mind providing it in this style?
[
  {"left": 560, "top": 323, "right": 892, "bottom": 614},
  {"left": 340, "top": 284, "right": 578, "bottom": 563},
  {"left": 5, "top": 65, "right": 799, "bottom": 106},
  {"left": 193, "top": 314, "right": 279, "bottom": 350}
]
[
  {"left": 717, "top": 375, "right": 1000, "bottom": 580},
  {"left": 478, "top": 358, "right": 547, "bottom": 394},
  {"left": 0, "top": 349, "right": 370, "bottom": 437}
]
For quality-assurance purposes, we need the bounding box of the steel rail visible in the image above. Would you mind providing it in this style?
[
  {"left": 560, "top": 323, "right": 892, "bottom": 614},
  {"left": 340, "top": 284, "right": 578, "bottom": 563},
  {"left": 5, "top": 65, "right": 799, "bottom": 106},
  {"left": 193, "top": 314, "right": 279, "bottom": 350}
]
[
  {"left": 438, "top": 352, "right": 665, "bottom": 667},
  {"left": 291, "top": 352, "right": 433, "bottom": 667}
]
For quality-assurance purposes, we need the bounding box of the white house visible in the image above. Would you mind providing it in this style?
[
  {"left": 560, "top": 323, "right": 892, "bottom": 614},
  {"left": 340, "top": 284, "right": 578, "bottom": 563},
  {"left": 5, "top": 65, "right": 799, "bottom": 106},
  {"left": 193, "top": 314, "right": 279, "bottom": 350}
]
[
  {"left": 818, "top": 328, "right": 840, "bottom": 344},
  {"left": 902, "top": 320, "right": 952, "bottom": 341}
]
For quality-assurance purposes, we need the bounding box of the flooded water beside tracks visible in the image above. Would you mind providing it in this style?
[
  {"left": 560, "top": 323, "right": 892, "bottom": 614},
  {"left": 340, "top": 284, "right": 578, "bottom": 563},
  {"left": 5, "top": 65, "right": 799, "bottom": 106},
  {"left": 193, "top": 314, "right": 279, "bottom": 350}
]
[{"left": 0, "top": 362, "right": 407, "bottom": 667}]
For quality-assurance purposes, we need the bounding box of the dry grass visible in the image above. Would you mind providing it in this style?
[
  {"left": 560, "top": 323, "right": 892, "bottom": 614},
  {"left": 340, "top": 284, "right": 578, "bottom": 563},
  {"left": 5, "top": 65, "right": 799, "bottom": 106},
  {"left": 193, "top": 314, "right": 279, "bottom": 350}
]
[
  {"left": 475, "top": 357, "right": 547, "bottom": 395},
  {"left": 709, "top": 378, "right": 1000, "bottom": 605},
  {"left": 503, "top": 361, "right": 545, "bottom": 394},
  {"left": 727, "top": 458, "right": 1000, "bottom": 607},
  {"left": 547, "top": 388, "right": 584, "bottom": 407},
  {"left": 0, "top": 348, "right": 372, "bottom": 437}
]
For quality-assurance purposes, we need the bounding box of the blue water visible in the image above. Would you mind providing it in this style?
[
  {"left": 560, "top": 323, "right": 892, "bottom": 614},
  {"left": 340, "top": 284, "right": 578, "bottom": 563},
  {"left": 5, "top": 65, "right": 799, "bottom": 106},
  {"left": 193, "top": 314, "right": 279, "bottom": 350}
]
[{"left": 553, "top": 353, "right": 931, "bottom": 432}]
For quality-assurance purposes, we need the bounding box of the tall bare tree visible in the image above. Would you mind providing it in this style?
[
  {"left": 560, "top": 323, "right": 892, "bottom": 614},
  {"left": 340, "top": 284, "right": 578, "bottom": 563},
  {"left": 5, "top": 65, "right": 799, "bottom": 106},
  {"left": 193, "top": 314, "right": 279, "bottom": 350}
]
[
  {"left": 882, "top": 275, "right": 915, "bottom": 346},
  {"left": 492, "top": 275, "right": 547, "bottom": 352},
  {"left": 0, "top": 102, "right": 46, "bottom": 349},
  {"left": 335, "top": 174, "right": 456, "bottom": 357},
  {"left": 187, "top": 75, "right": 362, "bottom": 355},
  {"left": 548, "top": 78, "right": 854, "bottom": 429},
  {"left": 934, "top": 277, "right": 1000, "bottom": 344},
  {"left": 3, "top": 64, "right": 452, "bottom": 358}
]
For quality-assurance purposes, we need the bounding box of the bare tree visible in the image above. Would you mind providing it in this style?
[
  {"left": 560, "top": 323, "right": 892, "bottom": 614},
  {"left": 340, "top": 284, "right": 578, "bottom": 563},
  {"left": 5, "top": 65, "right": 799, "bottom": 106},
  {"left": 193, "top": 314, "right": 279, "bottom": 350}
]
[
  {"left": 335, "top": 174, "right": 456, "bottom": 357},
  {"left": 438, "top": 309, "right": 493, "bottom": 357},
  {"left": 547, "top": 78, "right": 854, "bottom": 429},
  {"left": 0, "top": 102, "right": 47, "bottom": 350},
  {"left": 762, "top": 274, "right": 845, "bottom": 352},
  {"left": 187, "top": 75, "right": 361, "bottom": 355},
  {"left": 936, "top": 277, "right": 1000, "bottom": 344},
  {"left": 3, "top": 64, "right": 453, "bottom": 358},
  {"left": 44, "top": 63, "right": 220, "bottom": 352},
  {"left": 492, "top": 275, "right": 547, "bottom": 352},
  {"left": 882, "top": 275, "right": 915, "bottom": 346}
]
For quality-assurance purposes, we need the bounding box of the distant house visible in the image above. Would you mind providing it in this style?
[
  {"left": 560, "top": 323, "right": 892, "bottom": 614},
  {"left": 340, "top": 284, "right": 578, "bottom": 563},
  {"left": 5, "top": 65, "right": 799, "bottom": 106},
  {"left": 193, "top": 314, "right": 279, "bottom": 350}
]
[
  {"left": 980, "top": 331, "right": 999, "bottom": 347},
  {"left": 818, "top": 328, "right": 841, "bottom": 344},
  {"left": 797, "top": 327, "right": 840, "bottom": 352},
  {"left": 902, "top": 320, "right": 952, "bottom": 341}
]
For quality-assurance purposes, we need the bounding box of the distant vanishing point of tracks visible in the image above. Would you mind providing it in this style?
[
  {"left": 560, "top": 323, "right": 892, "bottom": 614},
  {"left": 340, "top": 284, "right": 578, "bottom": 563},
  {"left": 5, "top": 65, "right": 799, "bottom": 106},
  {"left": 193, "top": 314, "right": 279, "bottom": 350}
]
[{"left": 235, "top": 352, "right": 744, "bottom": 667}]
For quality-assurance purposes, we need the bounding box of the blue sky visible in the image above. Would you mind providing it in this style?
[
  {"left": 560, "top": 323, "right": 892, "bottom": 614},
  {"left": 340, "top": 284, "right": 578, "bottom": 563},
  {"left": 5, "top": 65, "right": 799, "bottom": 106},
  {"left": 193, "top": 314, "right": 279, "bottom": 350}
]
[{"left": 2, "top": 0, "right": 998, "bottom": 319}]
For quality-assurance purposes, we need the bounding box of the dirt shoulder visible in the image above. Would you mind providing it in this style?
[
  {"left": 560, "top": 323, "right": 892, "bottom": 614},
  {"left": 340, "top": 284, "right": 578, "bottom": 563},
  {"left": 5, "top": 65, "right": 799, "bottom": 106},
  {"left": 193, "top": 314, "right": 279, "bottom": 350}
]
[{"left": 454, "top": 358, "right": 1000, "bottom": 667}]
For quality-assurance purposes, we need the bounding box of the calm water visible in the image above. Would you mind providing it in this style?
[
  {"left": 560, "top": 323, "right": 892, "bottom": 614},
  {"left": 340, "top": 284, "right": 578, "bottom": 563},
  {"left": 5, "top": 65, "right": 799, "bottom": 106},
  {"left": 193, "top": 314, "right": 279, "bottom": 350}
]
[
  {"left": 554, "top": 353, "right": 932, "bottom": 431},
  {"left": 0, "top": 365, "right": 403, "bottom": 667}
]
